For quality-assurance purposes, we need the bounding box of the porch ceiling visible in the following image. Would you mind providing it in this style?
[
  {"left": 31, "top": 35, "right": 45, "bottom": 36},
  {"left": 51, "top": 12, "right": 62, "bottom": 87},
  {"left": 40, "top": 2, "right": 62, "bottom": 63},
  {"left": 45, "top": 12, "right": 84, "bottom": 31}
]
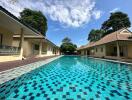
[
  {"left": 28, "top": 39, "right": 42, "bottom": 44},
  {"left": 105, "top": 41, "right": 132, "bottom": 46},
  {"left": 0, "top": 10, "right": 40, "bottom": 36}
]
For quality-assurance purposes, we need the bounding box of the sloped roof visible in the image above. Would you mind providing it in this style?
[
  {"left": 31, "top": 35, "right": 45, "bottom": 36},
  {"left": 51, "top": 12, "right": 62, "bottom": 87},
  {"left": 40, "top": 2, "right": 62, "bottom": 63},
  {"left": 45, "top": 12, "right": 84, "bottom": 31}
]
[
  {"left": 45, "top": 38, "right": 59, "bottom": 48},
  {"left": 13, "top": 34, "right": 44, "bottom": 39},
  {"left": 13, "top": 34, "right": 59, "bottom": 48},
  {"left": 77, "top": 42, "right": 95, "bottom": 50},
  {"left": 78, "top": 28, "right": 132, "bottom": 50},
  {"left": 0, "top": 6, "right": 59, "bottom": 49},
  {"left": 0, "top": 6, "right": 41, "bottom": 35}
]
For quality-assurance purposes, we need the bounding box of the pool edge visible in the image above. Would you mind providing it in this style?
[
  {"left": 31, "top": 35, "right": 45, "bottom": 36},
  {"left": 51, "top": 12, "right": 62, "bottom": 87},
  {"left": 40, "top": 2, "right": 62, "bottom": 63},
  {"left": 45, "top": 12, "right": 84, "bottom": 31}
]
[
  {"left": 84, "top": 56, "right": 132, "bottom": 65},
  {"left": 0, "top": 55, "right": 63, "bottom": 84}
]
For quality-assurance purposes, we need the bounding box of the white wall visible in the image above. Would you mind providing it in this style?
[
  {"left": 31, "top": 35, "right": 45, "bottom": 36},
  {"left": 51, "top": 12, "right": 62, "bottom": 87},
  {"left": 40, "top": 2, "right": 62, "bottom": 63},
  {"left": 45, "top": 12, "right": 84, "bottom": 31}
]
[
  {"left": 0, "top": 26, "right": 14, "bottom": 46},
  {"left": 93, "top": 45, "right": 106, "bottom": 57},
  {"left": 47, "top": 45, "right": 54, "bottom": 55}
]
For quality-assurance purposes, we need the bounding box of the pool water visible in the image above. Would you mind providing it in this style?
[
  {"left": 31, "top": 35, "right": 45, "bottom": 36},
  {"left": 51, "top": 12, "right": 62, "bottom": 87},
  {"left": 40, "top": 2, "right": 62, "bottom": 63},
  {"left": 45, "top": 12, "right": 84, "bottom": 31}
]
[{"left": 0, "top": 56, "right": 132, "bottom": 100}]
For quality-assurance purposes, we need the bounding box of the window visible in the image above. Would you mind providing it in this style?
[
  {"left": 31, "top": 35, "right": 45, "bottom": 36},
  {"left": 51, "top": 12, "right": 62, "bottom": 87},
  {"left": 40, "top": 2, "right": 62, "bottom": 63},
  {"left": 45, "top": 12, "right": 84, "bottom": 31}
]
[
  {"left": 34, "top": 44, "right": 39, "bottom": 50},
  {"left": 0, "top": 34, "right": 3, "bottom": 45},
  {"left": 101, "top": 47, "right": 103, "bottom": 52}
]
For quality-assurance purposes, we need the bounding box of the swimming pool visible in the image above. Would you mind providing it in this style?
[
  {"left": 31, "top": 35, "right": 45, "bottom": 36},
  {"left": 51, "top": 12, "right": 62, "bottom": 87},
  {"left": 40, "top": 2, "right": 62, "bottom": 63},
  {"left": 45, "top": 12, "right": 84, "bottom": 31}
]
[{"left": 0, "top": 56, "right": 132, "bottom": 100}]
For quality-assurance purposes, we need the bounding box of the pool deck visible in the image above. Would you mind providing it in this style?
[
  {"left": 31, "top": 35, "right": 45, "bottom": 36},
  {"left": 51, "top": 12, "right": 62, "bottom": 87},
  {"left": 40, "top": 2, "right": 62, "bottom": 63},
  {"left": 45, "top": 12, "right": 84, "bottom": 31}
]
[
  {"left": 86, "top": 55, "right": 132, "bottom": 64},
  {"left": 0, "top": 56, "right": 62, "bottom": 84},
  {"left": 0, "top": 55, "right": 59, "bottom": 72}
]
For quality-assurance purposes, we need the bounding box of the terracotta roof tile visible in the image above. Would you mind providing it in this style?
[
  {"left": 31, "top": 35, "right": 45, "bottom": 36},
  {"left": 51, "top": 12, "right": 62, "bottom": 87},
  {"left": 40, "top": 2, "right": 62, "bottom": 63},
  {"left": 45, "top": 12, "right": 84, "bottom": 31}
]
[{"left": 77, "top": 28, "right": 132, "bottom": 50}]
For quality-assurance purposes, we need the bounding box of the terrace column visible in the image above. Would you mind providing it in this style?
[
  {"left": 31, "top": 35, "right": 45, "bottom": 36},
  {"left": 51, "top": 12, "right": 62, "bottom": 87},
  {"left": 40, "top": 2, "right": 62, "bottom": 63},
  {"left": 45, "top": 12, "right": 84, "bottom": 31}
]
[
  {"left": 81, "top": 50, "right": 83, "bottom": 55},
  {"left": 19, "top": 28, "right": 24, "bottom": 59},
  {"left": 116, "top": 41, "right": 120, "bottom": 58},
  {"left": 85, "top": 49, "right": 87, "bottom": 55},
  {"left": 39, "top": 39, "right": 43, "bottom": 56}
]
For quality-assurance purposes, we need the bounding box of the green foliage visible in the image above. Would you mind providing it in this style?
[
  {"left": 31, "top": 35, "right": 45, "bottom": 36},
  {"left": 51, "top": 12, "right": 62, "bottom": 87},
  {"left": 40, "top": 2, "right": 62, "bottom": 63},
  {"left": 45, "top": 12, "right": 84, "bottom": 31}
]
[
  {"left": 20, "top": 8, "right": 47, "bottom": 36},
  {"left": 88, "top": 29, "right": 105, "bottom": 42},
  {"left": 62, "top": 37, "right": 71, "bottom": 43},
  {"left": 88, "top": 12, "right": 131, "bottom": 42},
  {"left": 60, "top": 37, "right": 77, "bottom": 55},
  {"left": 101, "top": 12, "right": 131, "bottom": 31}
]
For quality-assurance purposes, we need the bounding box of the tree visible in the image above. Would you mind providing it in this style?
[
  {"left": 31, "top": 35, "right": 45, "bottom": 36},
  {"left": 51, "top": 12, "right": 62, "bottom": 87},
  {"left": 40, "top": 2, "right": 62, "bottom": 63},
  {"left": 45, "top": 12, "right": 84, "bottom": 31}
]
[
  {"left": 101, "top": 12, "right": 131, "bottom": 32},
  {"left": 88, "top": 29, "right": 104, "bottom": 42},
  {"left": 60, "top": 37, "right": 77, "bottom": 55},
  {"left": 88, "top": 12, "right": 131, "bottom": 42},
  {"left": 20, "top": 8, "right": 47, "bottom": 36},
  {"left": 62, "top": 37, "right": 71, "bottom": 43}
]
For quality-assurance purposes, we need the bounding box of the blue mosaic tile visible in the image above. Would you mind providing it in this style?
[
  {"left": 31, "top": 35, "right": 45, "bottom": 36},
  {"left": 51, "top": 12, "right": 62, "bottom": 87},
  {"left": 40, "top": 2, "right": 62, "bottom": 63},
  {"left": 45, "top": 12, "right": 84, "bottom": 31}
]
[{"left": 0, "top": 56, "right": 132, "bottom": 99}]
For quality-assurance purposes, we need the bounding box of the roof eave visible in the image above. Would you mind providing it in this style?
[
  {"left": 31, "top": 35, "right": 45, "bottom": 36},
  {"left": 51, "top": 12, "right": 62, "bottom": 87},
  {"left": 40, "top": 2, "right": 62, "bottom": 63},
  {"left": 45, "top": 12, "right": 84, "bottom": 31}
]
[{"left": 0, "top": 6, "right": 41, "bottom": 36}]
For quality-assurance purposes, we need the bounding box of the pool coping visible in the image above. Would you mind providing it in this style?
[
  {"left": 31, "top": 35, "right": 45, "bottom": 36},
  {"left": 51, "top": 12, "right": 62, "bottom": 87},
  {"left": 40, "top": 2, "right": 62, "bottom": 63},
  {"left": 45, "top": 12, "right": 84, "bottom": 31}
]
[
  {"left": 64, "top": 55, "right": 132, "bottom": 65},
  {"left": 83, "top": 56, "right": 132, "bottom": 65},
  {"left": 0, "top": 56, "right": 63, "bottom": 84}
]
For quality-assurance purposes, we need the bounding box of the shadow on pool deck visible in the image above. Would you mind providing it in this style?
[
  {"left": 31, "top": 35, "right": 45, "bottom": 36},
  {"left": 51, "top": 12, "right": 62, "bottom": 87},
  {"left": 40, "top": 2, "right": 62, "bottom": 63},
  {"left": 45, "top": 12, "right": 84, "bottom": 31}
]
[{"left": 0, "top": 55, "right": 59, "bottom": 72}]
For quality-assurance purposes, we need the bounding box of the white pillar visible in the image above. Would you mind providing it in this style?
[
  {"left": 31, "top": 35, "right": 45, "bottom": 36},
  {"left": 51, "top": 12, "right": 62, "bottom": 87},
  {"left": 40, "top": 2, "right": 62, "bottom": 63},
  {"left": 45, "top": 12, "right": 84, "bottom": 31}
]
[
  {"left": 85, "top": 49, "right": 87, "bottom": 55},
  {"left": 19, "top": 28, "right": 24, "bottom": 58},
  {"left": 39, "top": 39, "right": 43, "bottom": 56},
  {"left": 82, "top": 50, "right": 84, "bottom": 55},
  {"left": 117, "top": 41, "right": 120, "bottom": 58},
  {"left": 86, "top": 49, "right": 88, "bottom": 56}
]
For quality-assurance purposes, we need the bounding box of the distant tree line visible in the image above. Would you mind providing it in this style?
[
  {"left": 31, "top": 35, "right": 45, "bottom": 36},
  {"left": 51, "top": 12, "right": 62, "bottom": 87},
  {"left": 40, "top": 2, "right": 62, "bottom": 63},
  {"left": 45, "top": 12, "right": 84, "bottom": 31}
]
[
  {"left": 88, "top": 12, "right": 131, "bottom": 42},
  {"left": 60, "top": 37, "right": 77, "bottom": 55}
]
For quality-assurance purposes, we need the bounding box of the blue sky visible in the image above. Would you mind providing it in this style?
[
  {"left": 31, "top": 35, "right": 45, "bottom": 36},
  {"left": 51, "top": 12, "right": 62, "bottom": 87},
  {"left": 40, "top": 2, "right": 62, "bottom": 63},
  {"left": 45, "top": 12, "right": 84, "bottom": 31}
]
[{"left": 0, "top": 0, "right": 132, "bottom": 47}]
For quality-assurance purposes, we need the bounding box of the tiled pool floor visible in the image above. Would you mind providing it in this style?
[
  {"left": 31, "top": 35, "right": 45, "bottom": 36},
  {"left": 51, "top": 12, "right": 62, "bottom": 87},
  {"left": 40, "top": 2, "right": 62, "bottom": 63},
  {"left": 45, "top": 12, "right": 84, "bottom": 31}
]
[
  {"left": 0, "top": 56, "right": 132, "bottom": 100},
  {"left": 0, "top": 56, "right": 61, "bottom": 84}
]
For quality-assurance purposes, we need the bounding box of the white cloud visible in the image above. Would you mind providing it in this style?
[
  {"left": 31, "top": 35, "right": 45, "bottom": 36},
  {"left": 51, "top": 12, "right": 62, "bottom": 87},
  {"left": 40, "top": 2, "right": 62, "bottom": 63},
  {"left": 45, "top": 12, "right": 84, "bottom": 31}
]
[
  {"left": 79, "top": 39, "right": 84, "bottom": 42},
  {"left": 110, "top": 8, "right": 120, "bottom": 13},
  {"left": 53, "top": 28, "right": 60, "bottom": 31},
  {"left": 79, "top": 37, "right": 88, "bottom": 42},
  {"left": 0, "top": 0, "right": 23, "bottom": 17},
  {"left": 92, "top": 10, "right": 102, "bottom": 19},
  {"left": 0, "top": 0, "right": 102, "bottom": 27}
]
